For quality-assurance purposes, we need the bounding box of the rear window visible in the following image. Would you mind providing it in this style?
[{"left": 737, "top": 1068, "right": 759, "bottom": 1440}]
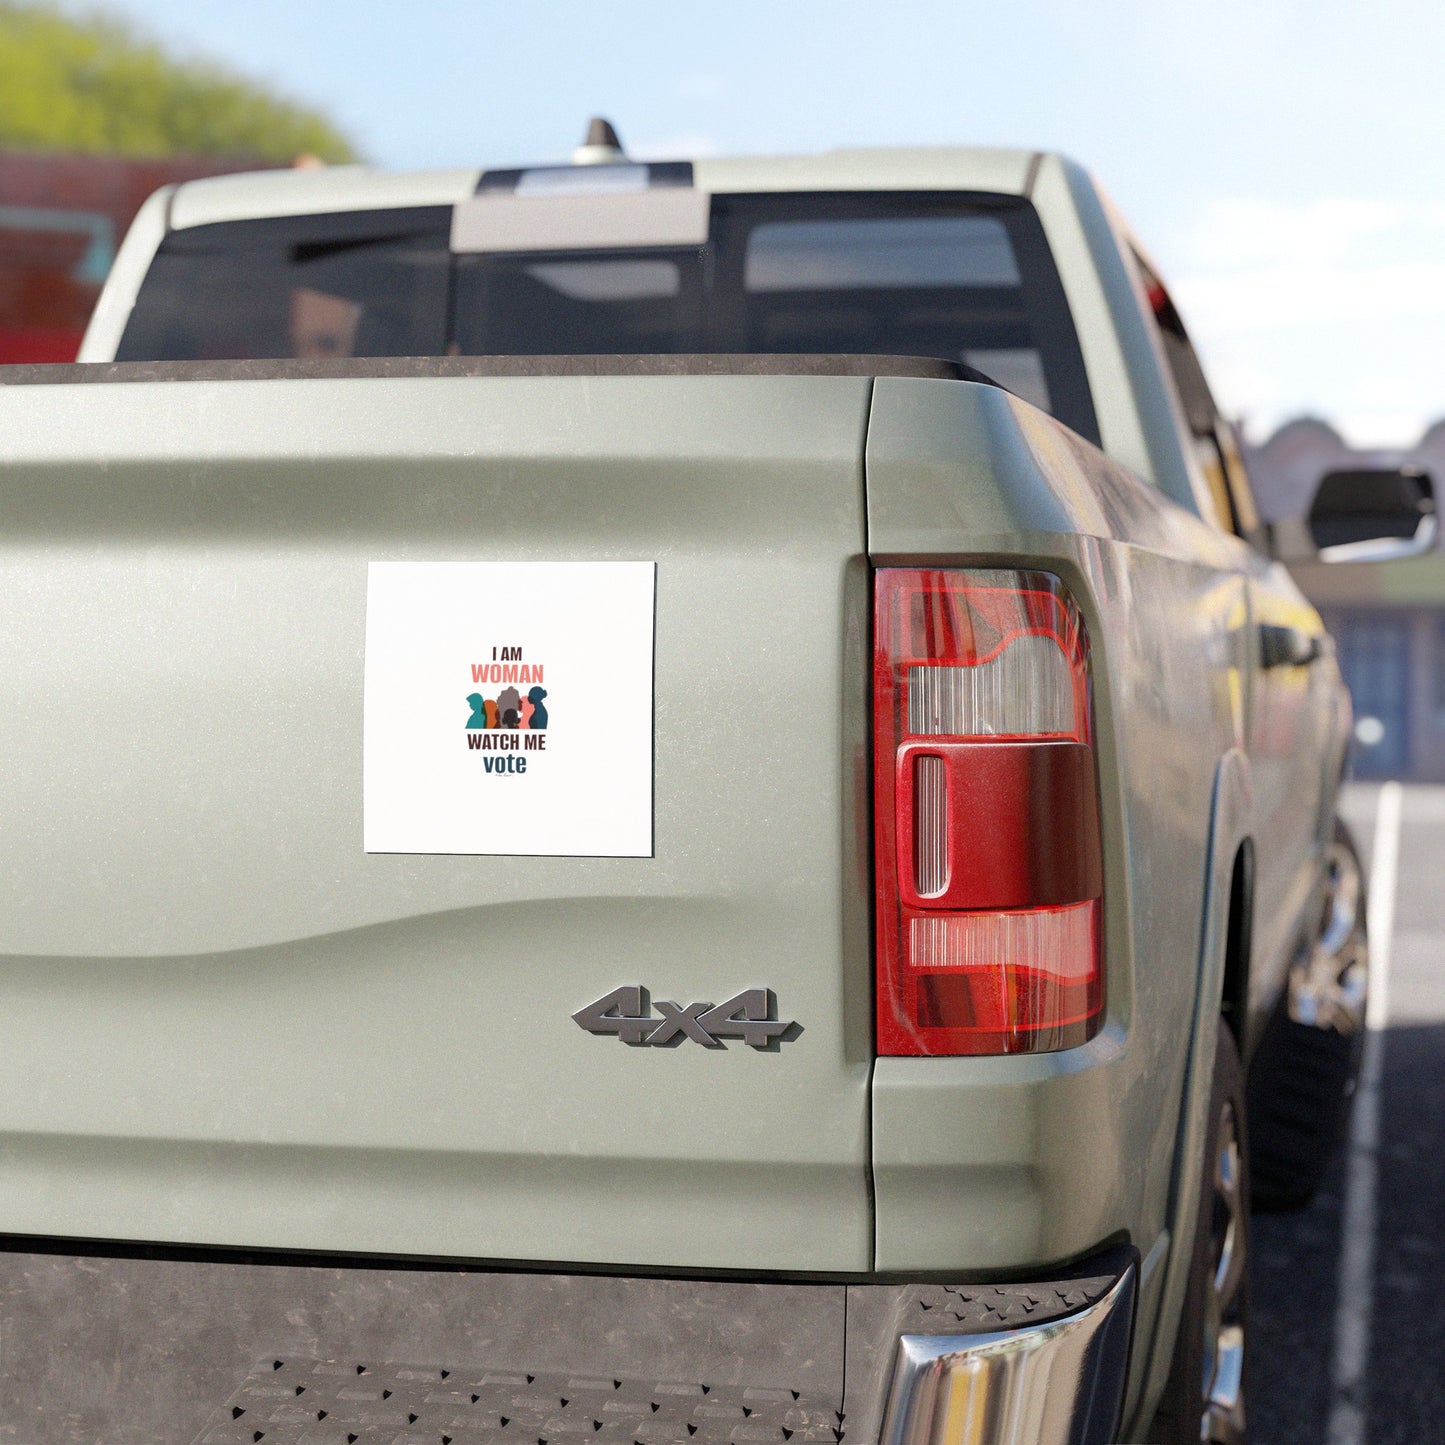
[
  {"left": 733, "top": 206, "right": 1064, "bottom": 420},
  {"left": 116, "top": 192, "right": 1098, "bottom": 444},
  {"left": 114, "top": 207, "right": 451, "bottom": 363},
  {"left": 743, "top": 215, "right": 1019, "bottom": 290}
]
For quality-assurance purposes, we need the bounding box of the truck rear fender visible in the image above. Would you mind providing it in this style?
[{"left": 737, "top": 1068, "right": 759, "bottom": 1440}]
[
  {"left": 1127, "top": 746, "right": 1254, "bottom": 1436},
  {"left": 866, "top": 379, "right": 1255, "bottom": 1434}
]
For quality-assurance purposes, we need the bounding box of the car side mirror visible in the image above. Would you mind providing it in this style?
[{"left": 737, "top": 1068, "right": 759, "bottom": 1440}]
[{"left": 1305, "top": 467, "right": 1436, "bottom": 562}]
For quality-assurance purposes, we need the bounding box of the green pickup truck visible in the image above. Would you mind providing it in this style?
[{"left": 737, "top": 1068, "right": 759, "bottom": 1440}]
[{"left": 0, "top": 129, "right": 1430, "bottom": 1445}]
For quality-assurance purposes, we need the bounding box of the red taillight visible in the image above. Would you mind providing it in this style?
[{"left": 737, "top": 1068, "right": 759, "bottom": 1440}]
[{"left": 873, "top": 569, "right": 1103, "bottom": 1056}]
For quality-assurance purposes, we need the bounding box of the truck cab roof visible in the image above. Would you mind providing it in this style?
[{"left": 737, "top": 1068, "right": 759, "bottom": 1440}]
[{"left": 163, "top": 146, "right": 1045, "bottom": 231}]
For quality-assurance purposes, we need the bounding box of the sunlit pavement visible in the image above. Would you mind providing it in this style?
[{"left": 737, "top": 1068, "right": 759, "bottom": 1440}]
[{"left": 1250, "top": 783, "right": 1445, "bottom": 1444}]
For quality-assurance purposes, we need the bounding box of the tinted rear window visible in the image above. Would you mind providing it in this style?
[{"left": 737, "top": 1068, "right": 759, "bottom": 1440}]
[
  {"left": 743, "top": 215, "right": 1020, "bottom": 290},
  {"left": 117, "top": 192, "right": 1097, "bottom": 444},
  {"left": 115, "top": 207, "right": 451, "bottom": 363}
]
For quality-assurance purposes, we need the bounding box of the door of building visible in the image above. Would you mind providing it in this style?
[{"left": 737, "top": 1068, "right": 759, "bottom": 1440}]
[{"left": 1334, "top": 613, "right": 1411, "bottom": 777}]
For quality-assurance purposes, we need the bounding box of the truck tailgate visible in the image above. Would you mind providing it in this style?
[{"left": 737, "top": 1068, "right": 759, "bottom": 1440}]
[{"left": 0, "top": 370, "right": 875, "bottom": 1271}]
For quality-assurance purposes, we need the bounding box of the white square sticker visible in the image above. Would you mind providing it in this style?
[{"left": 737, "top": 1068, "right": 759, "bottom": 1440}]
[{"left": 364, "top": 561, "right": 656, "bottom": 856}]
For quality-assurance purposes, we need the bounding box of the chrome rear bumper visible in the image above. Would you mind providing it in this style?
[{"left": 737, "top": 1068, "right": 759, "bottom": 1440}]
[{"left": 878, "top": 1264, "right": 1136, "bottom": 1445}]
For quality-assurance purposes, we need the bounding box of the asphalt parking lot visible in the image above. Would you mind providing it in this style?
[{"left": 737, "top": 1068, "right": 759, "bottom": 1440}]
[{"left": 1251, "top": 782, "right": 1445, "bottom": 1444}]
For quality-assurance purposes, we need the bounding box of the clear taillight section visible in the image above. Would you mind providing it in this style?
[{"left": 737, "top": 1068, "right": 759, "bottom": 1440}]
[
  {"left": 874, "top": 569, "right": 1103, "bottom": 1056},
  {"left": 907, "top": 632, "right": 1078, "bottom": 737}
]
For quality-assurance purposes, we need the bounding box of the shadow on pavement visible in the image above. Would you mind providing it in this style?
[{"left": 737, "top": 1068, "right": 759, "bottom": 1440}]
[{"left": 1249, "top": 1020, "right": 1445, "bottom": 1444}]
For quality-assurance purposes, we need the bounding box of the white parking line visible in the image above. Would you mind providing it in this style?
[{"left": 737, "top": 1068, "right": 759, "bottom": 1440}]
[{"left": 1326, "top": 780, "right": 1402, "bottom": 1445}]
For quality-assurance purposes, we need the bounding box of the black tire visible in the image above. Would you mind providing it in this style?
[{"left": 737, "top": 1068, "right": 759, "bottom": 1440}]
[
  {"left": 1248, "top": 819, "right": 1367, "bottom": 1210},
  {"left": 1152, "top": 1022, "right": 1250, "bottom": 1444},
  {"left": 1247, "top": 999, "right": 1360, "bottom": 1208}
]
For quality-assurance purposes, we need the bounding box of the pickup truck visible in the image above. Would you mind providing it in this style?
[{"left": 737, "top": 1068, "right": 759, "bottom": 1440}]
[{"left": 0, "top": 130, "right": 1431, "bottom": 1445}]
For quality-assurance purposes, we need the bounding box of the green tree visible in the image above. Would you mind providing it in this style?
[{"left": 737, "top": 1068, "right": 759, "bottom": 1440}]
[{"left": 0, "top": 2, "right": 358, "bottom": 162}]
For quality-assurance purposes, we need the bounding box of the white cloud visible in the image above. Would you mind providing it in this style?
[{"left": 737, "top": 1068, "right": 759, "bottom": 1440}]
[
  {"left": 1175, "top": 259, "right": 1445, "bottom": 333},
  {"left": 1168, "top": 195, "right": 1445, "bottom": 445},
  {"left": 1333, "top": 410, "right": 1433, "bottom": 448},
  {"left": 1180, "top": 196, "right": 1403, "bottom": 269}
]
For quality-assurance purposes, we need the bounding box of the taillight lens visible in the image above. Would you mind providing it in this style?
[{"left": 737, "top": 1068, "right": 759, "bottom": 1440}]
[{"left": 874, "top": 569, "right": 1103, "bottom": 1055}]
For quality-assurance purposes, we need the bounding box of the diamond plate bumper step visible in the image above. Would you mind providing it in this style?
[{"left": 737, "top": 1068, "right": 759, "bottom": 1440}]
[{"left": 191, "top": 1358, "right": 844, "bottom": 1445}]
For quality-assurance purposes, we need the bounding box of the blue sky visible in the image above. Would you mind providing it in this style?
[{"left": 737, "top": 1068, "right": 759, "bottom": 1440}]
[{"left": 83, "top": 0, "right": 1445, "bottom": 443}]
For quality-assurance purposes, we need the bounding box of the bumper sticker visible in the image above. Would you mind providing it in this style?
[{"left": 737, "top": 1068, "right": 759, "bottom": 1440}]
[{"left": 364, "top": 560, "right": 655, "bottom": 856}]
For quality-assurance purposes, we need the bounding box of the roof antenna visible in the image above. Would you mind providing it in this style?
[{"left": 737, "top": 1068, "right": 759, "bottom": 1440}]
[{"left": 572, "top": 116, "right": 627, "bottom": 166}]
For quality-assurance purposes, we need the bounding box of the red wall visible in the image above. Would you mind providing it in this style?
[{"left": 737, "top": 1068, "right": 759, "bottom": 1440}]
[{"left": 0, "top": 149, "right": 264, "bottom": 362}]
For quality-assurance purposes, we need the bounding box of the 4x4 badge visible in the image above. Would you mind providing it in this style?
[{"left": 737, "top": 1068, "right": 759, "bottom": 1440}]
[{"left": 573, "top": 986, "right": 797, "bottom": 1049}]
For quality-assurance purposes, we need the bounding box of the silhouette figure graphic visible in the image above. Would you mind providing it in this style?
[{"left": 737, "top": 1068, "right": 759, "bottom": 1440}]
[
  {"left": 465, "top": 693, "right": 487, "bottom": 729},
  {"left": 483, "top": 698, "right": 499, "bottom": 729},
  {"left": 497, "top": 686, "right": 522, "bottom": 728},
  {"left": 528, "top": 686, "right": 549, "bottom": 729},
  {"left": 519, "top": 697, "right": 535, "bottom": 728}
]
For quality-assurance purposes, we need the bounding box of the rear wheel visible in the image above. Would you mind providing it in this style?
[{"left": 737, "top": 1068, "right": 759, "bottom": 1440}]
[
  {"left": 1153, "top": 1021, "right": 1250, "bottom": 1444},
  {"left": 1248, "top": 819, "right": 1368, "bottom": 1209}
]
